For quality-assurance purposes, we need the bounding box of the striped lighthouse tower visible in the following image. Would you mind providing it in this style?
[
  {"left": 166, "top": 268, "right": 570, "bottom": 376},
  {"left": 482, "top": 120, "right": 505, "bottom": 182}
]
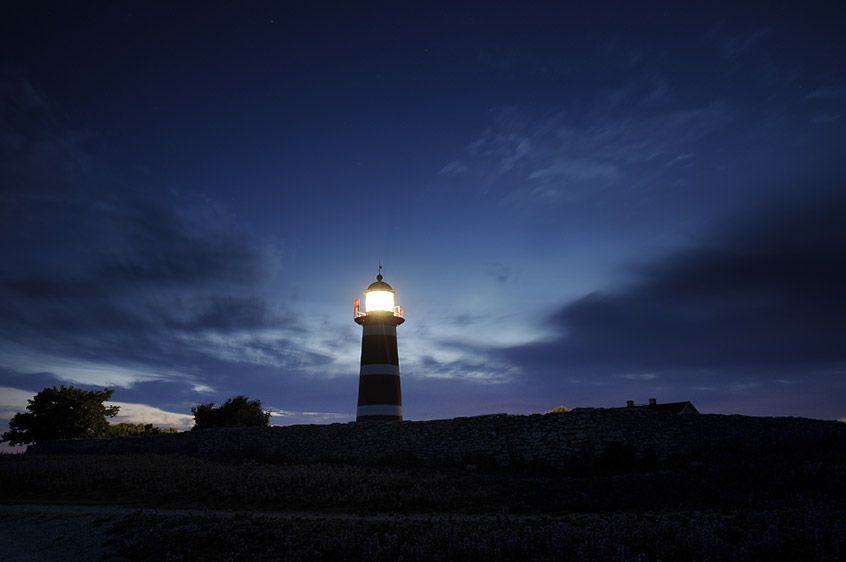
[{"left": 353, "top": 267, "right": 405, "bottom": 421}]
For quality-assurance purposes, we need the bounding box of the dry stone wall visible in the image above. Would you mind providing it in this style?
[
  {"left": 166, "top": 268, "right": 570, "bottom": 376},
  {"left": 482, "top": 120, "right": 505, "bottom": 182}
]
[{"left": 27, "top": 409, "right": 846, "bottom": 469}]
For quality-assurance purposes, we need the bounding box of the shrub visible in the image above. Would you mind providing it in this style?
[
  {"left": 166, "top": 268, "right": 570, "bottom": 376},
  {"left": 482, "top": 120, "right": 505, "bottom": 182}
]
[
  {"left": 191, "top": 396, "right": 270, "bottom": 430},
  {"left": 105, "top": 423, "right": 179, "bottom": 437}
]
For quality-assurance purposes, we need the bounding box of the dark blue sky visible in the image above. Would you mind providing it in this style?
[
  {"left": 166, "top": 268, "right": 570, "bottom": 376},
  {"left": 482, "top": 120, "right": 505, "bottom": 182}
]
[{"left": 2, "top": 1, "right": 845, "bottom": 431}]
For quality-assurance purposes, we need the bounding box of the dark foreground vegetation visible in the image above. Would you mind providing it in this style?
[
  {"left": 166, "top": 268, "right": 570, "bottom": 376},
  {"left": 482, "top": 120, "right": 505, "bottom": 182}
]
[
  {"left": 2, "top": 442, "right": 845, "bottom": 561},
  {"left": 103, "top": 507, "right": 844, "bottom": 562},
  {"left": 1, "top": 451, "right": 845, "bottom": 514}
]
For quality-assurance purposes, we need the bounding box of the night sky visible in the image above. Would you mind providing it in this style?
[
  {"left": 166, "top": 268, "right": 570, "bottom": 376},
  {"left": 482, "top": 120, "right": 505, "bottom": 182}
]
[{"left": 2, "top": 2, "right": 845, "bottom": 435}]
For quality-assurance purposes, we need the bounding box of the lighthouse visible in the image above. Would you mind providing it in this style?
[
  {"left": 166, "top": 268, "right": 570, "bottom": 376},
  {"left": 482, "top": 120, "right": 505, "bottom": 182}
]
[{"left": 353, "top": 268, "right": 405, "bottom": 421}]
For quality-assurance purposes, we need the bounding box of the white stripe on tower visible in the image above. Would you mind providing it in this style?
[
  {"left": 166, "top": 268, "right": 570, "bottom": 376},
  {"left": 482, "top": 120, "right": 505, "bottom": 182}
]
[{"left": 356, "top": 404, "right": 403, "bottom": 417}]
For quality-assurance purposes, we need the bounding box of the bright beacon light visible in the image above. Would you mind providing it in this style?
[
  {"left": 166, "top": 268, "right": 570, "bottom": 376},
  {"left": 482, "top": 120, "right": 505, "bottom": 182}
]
[{"left": 365, "top": 290, "right": 395, "bottom": 312}]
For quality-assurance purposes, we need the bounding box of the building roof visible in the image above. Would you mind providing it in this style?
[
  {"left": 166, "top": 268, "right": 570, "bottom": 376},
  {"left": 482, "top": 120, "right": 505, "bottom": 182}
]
[
  {"left": 649, "top": 401, "right": 699, "bottom": 414},
  {"left": 617, "top": 400, "right": 700, "bottom": 414},
  {"left": 366, "top": 274, "right": 395, "bottom": 293}
]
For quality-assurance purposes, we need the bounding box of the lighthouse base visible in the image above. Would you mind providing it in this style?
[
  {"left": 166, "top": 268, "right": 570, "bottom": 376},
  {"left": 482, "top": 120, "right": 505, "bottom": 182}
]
[{"left": 356, "top": 403, "right": 403, "bottom": 421}]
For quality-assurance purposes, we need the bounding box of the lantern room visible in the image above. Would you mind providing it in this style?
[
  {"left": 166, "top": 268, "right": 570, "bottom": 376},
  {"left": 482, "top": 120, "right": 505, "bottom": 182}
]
[{"left": 354, "top": 273, "right": 404, "bottom": 324}]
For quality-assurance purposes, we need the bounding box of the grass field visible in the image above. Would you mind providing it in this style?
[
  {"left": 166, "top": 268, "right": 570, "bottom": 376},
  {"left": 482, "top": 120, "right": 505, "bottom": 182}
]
[{"left": 1, "top": 450, "right": 845, "bottom": 560}]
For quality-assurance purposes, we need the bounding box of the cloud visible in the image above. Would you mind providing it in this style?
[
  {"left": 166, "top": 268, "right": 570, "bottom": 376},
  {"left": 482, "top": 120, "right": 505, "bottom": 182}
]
[
  {"left": 177, "top": 331, "right": 334, "bottom": 370},
  {"left": 811, "top": 114, "right": 842, "bottom": 124},
  {"left": 439, "top": 102, "right": 733, "bottom": 203},
  {"left": 529, "top": 159, "right": 621, "bottom": 181},
  {"left": 0, "top": 386, "right": 36, "bottom": 421},
  {"left": 618, "top": 373, "right": 657, "bottom": 381},
  {"left": 109, "top": 401, "right": 194, "bottom": 430},
  {"left": 484, "top": 262, "right": 513, "bottom": 284},
  {"left": 439, "top": 161, "right": 469, "bottom": 176},
  {"left": 412, "top": 354, "right": 518, "bottom": 384},
  {"left": 0, "top": 189, "right": 284, "bottom": 376},
  {"left": 720, "top": 28, "right": 771, "bottom": 59},
  {"left": 498, "top": 184, "right": 846, "bottom": 405},
  {"left": 465, "top": 128, "right": 532, "bottom": 174},
  {"left": 805, "top": 85, "right": 846, "bottom": 101},
  {"left": 0, "top": 386, "right": 32, "bottom": 451},
  {"left": 0, "top": 79, "right": 300, "bottom": 387},
  {"left": 0, "top": 78, "right": 365, "bottom": 430},
  {"left": 269, "top": 408, "right": 350, "bottom": 425},
  {"left": 0, "top": 368, "right": 200, "bottom": 413}
]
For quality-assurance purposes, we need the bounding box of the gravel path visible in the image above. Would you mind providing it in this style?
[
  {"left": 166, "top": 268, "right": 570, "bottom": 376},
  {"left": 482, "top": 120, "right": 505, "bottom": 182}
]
[
  {"left": 0, "top": 503, "right": 550, "bottom": 561},
  {"left": 0, "top": 505, "right": 118, "bottom": 561}
]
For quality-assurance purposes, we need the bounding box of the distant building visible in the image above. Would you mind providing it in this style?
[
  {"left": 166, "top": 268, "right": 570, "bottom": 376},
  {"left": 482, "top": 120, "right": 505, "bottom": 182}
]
[{"left": 619, "top": 398, "right": 699, "bottom": 415}]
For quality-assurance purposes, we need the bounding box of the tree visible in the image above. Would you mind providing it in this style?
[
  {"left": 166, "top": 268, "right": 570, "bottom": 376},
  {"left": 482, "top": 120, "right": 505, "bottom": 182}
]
[
  {"left": 1, "top": 386, "right": 119, "bottom": 445},
  {"left": 191, "top": 395, "right": 271, "bottom": 430}
]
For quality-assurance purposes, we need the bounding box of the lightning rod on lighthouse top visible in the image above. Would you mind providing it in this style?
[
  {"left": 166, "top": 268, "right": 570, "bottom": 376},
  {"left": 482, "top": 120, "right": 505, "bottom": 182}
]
[{"left": 353, "top": 267, "right": 405, "bottom": 421}]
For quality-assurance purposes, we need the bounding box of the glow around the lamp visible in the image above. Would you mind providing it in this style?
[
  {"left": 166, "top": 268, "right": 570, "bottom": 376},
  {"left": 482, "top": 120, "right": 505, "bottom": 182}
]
[{"left": 365, "top": 290, "right": 395, "bottom": 312}]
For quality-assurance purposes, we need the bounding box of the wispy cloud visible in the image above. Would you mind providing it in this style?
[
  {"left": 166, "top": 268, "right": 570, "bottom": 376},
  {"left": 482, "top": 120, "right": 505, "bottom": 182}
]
[
  {"left": 439, "top": 161, "right": 469, "bottom": 175},
  {"left": 269, "top": 408, "right": 351, "bottom": 425},
  {"left": 484, "top": 262, "right": 513, "bottom": 284},
  {"left": 529, "top": 159, "right": 621, "bottom": 181},
  {"left": 810, "top": 113, "right": 842, "bottom": 124},
  {"left": 618, "top": 373, "right": 658, "bottom": 381},
  {"left": 720, "top": 28, "right": 771, "bottom": 59},
  {"left": 440, "top": 102, "right": 733, "bottom": 204},
  {"left": 805, "top": 85, "right": 846, "bottom": 101},
  {"left": 412, "top": 354, "right": 518, "bottom": 384}
]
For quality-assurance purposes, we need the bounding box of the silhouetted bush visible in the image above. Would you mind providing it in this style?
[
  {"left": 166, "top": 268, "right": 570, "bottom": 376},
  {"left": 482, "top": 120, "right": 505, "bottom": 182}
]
[
  {"left": 191, "top": 396, "right": 270, "bottom": 430},
  {"left": 105, "top": 423, "right": 179, "bottom": 437}
]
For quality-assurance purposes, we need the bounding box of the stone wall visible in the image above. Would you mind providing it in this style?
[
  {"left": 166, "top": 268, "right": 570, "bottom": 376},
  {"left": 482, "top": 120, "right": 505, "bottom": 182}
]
[{"left": 27, "top": 409, "right": 846, "bottom": 469}]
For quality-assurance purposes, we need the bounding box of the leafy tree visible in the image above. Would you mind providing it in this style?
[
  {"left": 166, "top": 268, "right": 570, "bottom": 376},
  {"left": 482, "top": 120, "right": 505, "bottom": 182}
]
[
  {"left": 192, "top": 395, "right": 271, "bottom": 430},
  {"left": 1, "top": 386, "right": 119, "bottom": 445},
  {"left": 105, "top": 423, "right": 179, "bottom": 437}
]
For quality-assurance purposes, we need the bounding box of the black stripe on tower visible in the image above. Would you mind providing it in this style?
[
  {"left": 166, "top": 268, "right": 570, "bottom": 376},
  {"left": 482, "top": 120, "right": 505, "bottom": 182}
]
[
  {"left": 357, "top": 375, "right": 402, "bottom": 405},
  {"left": 360, "top": 334, "right": 399, "bottom": 364}
]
